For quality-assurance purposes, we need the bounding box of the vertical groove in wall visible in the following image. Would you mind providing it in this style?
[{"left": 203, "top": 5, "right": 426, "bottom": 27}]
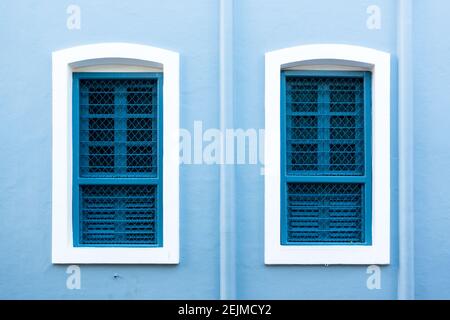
[
  {"left": 397, "top": 0, "right": 415, "bottom": 300},
  {"left": 219, "top": 0, "right": 236, "bottom": 299}
]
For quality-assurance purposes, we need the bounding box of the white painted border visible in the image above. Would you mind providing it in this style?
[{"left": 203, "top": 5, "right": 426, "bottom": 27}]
[
  {"left": 52, "top": 43, "right": 179, "bottom": 264},
  {"left": 264, "top": 44, "right": 390, "bottom": 265}
]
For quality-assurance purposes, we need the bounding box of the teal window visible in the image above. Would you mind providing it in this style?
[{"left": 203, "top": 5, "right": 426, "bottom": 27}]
[
  {"left": 72, "top": 73, "right": 163, "bottom": 247},
  {"left": 281, "top": 71, "right": 372, "bottom": 245}
]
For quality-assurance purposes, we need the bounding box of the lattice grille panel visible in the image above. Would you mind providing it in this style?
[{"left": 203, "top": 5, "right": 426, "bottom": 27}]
[
  {"left": 285, "top": 76, "right": 365, "bottom": 176},
  {"left": 79, "top": 78, "right": 158, "bottom": 177}
]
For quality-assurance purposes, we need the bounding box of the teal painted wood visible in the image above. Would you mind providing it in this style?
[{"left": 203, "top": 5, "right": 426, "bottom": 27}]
[
  {"left": 363, "top": 72, "right": 373, "bottom": 246},
  {"left": 280, "top": 70, "right": 372, "bottom": 245},
  {"left": 72, "top": 72, "right": 163, "bottom": 247},
  {"left": 280, "top": 72, "right": 287, "bottom": 245}
]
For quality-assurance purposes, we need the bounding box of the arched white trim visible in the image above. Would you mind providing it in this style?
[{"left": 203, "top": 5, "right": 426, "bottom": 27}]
[
  {"left": 264, "top": 44, "right": 390, "bottom": 265},
  {"left": 52, "top": 43, "right": 179, "bottom": 264}
]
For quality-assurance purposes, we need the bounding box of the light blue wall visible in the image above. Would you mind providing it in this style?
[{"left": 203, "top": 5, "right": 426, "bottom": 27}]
[
  {"left": 0, "top": 0, "right": 220, "bottom": 299},
  {"left": 0, "top": 0, "right": 448, "bottom": 300},
  {"left": 413, "top": 0, "right": 450, "bottom": 300}
]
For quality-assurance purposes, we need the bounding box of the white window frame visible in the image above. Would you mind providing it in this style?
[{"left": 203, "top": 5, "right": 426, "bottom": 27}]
[
  {"left": 264, "top": 44, "right": 390, "bottom": 265},
  {"left": 52, "top": 43, "right": 179, "bottom": 264}
]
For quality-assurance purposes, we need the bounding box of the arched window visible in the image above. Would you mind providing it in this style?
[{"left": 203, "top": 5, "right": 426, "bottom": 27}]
[
  {"left": 264, "top": 44, "right": 390, "bottom": 265},
  {"left": 52, "top": 43, "right": 179, "bottom": 264}
]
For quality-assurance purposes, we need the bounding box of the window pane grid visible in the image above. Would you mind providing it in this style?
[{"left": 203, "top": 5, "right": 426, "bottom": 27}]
[
  {"left": 282, "top": 73, "right": 370, "bottom": 245},
  {"left": 74, "top": 74, "right": 162, "bottom": 247}
]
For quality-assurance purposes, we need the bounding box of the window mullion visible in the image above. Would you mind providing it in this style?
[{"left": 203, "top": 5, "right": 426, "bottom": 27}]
[
  {"left": 356, "top": 79, "right": 364, "bottom": 177},
  {"left": 77, "top": 177, "right": 159, "bottom": 185},
  {"left": 324, "top": 82, "right": 331, "bottom": 175},
  {"left": 285, "top": 175, "right": 367, "bottom": 183},
  {"left": 115, "top": 83, "right": 127, "bottom": 177},
  {"left": 318, "top": 82, "right": 330, "bottom": 175},
  {"left": 79, "top": 85, "right": 88, "bottom": 179},
  {"left": 113, "top": 84, "right": 128, "bottom": 244}
]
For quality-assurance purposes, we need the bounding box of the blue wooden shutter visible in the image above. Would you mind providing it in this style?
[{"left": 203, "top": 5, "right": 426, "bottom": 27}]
[
  {"left": 73, "top": 73, "right": 163, "bottom": 247},
  {"left": 281, "top": 71, "right": 372, "bottom": 245}
]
